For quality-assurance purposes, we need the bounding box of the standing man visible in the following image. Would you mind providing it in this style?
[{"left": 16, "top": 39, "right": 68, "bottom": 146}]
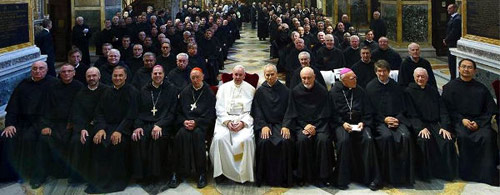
[
  {"left": 398, "top": 43, "right": 436, "bottom": 88},
  {"left": 369, "top": 11, "right": 387, "bottom": 43},
  {"left": 67, "top": 48, "right": 90, "bottom": 84},
  {"left": 443, "top": 4, "right": 462, "bottom": 79},
  {"left": 442, "top": 59, "right": 498, "bottom": 186},
  {"left": 175, "top": 68, "right": 216, "bottom": 188},
  {"left": 72, "top": 16, "right": 92, "bottom": 66},
  {"left": 351, "top": 46, "right": 376, "bottom": 89},
  {"left": 1, "top": 61, "right": 56, "bottom": 182},
  {"left": 371, "top": 37, "right": 402, "bottom": 70},
  {"left": 210, "top": 65, "right": 256, "bottom": 183},
  {"left": 35, "top": 19, "right": 56, "bottom": 76}
]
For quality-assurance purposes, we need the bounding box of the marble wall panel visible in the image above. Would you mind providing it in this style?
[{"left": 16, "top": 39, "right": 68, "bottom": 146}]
[
  {"left": 402, "top": 4, "right": 428, "bottom": 42},
  {"left": 350, "top": 0, "right": 368, "bottom": 27},
  {"left": 383, "top": 4, "right": 397, "bottom": 40}
]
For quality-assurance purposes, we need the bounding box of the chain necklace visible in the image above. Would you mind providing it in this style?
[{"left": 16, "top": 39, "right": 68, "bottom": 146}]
[
  {"left": 190, "top": 87, "right": 204, "bottom": 111},
  {"left": 342, "top": 89, "right": 354, "bottom": 120},
  {"left": 151, "top": 89, "right": 162, "bottom": 116}
]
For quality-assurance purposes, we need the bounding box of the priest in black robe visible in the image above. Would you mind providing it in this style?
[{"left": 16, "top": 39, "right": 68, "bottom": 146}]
[
  {"left": 283, "top": 67, "right": 333, "bottom": 186},
  {"left": 284, "top": 38, "right": 312, "bottom": 87},
  {"left": 98, "top": 49, "right": 132, "bottom": 85},
  {"left": 175, "top": 68, "right": 216, "bottom": 188},
  {"left": 253, "top": 65, "right": 293, "bottom": 187},
  {"left": 1, "top": 61, "right": 56, "bottom": 182},
  {"left": 72, "top": 16, "right": 92, "bottom": 65},
  {"left": 360, "top": 30, "right": 379, "bottom": 51},
  {"left": 365, "top": 60, "right": 414, "bottom": 187},
  {"left": 371, "top": 37, "right": 402, "bottom": 70},
  {"left": 405, "top": 68, "right": 457, "bottom": 181},
  {"left": 168, "top": 53, "right": 192, "bottom": 91},
  {"left": 131, "top": 65, "right": 179, "bottom": 187},
  {"left": 342, "top": 35, "right": 361, "bottom": 68},
  {"left": 68, "top": 67, "right": 109, "bottom": 184},
  {"left": 187, "top": 43, "right": 209, "bottom": 81},
  {"left": 85, "top": 66, "right": 138, "bottom": 193},
  {"left": 398, "top": 43, "right": 437, "bottom": 88},
  {"left": 315, "top": 34, "right": 345, "bottom": 71},
  {"left": 94, "top": 43, "right": 113, "bottom": 68},
  {"left": 289, "top": 51, "right": 326, "bottom": 88},
  {"left": 31, "top": 64, "right": 83, "bottom": 188},
  {"left": 156, "top": 42, "right": 177, "bottom": 74},
  {"left": 330, "top": 68, "right": 381, "bottom": 190},
  {"left": 442, "top": 59, "right": 499, "bottom": 186},
  {"left": 351, "top": 47, "right": 376, "bottom": 89},
  {"left": 126, "top": 44, "right": 144, "bottom": 77},
  {"left": 198, "top": 29, "right": 222, "bottom": 85},
  {"left": 67, "top": 48, "right": 89, "bottom": 85},
  {"left": 131, "top": 52, "right": 156, "bottom": 90}
]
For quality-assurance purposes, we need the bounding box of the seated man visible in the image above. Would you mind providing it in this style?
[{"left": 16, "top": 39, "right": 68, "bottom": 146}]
[
  {"left": 175, "top": 68, "right": 216, "bottom": 188},
  {"left": 253, "top": 65, "right": 293, "bottom": 187},
  {"left": 86, "top": 66, "right": 138, "bottom": 193},
  {"left": 131, "top": 65, "right": 178, "bottom": 187},
  {"left": 1, "top": 61, "right": 56, "bottom": 182},
  {"left": 405, "top": 68, "right": 457, "bottom": 181},
  {"left": 210, "top": 65, "right": 256, "bottom": 183},
  {"left": 283, "top": 67, "right": 333, "bottom": 186},
  {"left": 168, "top": 53, "right": 192, "bottom": 91},
  {"left": 68, "top": 67, "right": 109, "bottom": 185},
  {"left": 289, "top": 51, "right": 326, "bottom": 88},
  {"left": 330, "top": 68, "right": 381, "bottom": 190},
  {"left": 365, "top": 60, "right": 414, "bottom": 187},
  {"left": 442, "top": 59, "right": 499, "bottom": 186},
  {"left": 32, "top": 64, "right": 83, "bottom": 188}
]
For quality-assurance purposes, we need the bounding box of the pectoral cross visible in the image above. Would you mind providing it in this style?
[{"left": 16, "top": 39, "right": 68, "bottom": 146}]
[
  {"left": 347, "top": 111, "right": 353, "bottom": 120},
  {"left": 190, "top": 103, "right": 197, "bottom": 111},
  {"left": 151, "top": 106, "right": 158, "bottom": 116}
]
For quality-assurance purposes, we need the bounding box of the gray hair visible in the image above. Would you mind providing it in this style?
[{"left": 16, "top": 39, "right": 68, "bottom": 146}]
[
  {"left": 86, "top": 67, "right": 101, "bottom": 77},
  {"left": 408, "top": 42, "right": 420, "bottom": 51},
  {"left": 263, "top": 64, "right": 277, "bottom": 72},
  {"left": 233, "top": 65, "right": 245, "bottom": 72},
  {"left": 108, "top": 49, "right": 121, "bottom": 57},
  {"left": 176, "top": 53, "right": 189, "bottom": 60},
  {"left": 350, "top": 35, "right": 360, "bottom": 41},
  {"left": 298, "top": 51, "right": 310, "bottom": 59},
  {"left": 143, "top": 52, "right": 156, "bottom": 59},
  {"left": 413, "top": 67, "right": 428, "bottom": 77}
]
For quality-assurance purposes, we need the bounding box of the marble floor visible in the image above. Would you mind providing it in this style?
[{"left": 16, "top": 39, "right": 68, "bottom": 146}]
[{"left": 1, "top": 23, "right": 499, "bottom": 195}]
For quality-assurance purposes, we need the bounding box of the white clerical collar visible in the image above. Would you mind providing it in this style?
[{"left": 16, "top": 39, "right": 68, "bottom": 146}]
[
  {"left": 410, "top": 56, "right": 419, "bottom": 63},
  {"left": 75, "top": 63, "right": 80, "bottom": 69},
  {"left": 152, "top": 81, "right": 163, "bottom": 88},
  {"left": 88, "top": 84, "right": 99, "bottom": 91},
  {"left": 44, "top": 28, "right": 50, "bottom": 33},
  {"left": 378, "top": 78, "right": 389, "bottom": 85},
  {"left": 451, "top": 13, "right": 458, "bottom": 18},
  {"left": 193, "top": 83, "right": 204, "bottom": 90},
  {"left": 113, "top": 84, "right": 124, "bottom": 89}
]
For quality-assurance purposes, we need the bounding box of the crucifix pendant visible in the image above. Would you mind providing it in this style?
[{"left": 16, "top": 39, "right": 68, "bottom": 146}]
[
  {"left": 347, "top": 111, "right": 353, "bottom": 120},
  {"left": 190, "top": 103, "right": 197, "bottom": 111},
  {"left": 151, "top": 106, "right": 158, "bottom": 116}
]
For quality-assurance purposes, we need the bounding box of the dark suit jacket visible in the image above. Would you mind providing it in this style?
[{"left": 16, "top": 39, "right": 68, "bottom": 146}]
[
  {"left": 35, "top": 29, "right": 56, "bottom": 76},
  {"left": 445, "top": 14, "right": 461, "bottom": 47}
]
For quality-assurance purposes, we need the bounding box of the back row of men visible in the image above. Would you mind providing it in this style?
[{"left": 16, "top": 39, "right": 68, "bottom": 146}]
[{"left": 1, "top": 56, "right": 498, "bottom": 193}]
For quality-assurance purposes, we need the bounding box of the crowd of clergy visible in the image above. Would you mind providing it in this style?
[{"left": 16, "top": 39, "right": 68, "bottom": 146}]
[{"left": 0, "top": 1, "right": 499, "bottom": 194}]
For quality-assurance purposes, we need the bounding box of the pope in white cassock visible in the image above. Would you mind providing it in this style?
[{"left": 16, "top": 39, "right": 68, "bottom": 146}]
[{"left": 210, "top": 65, "right": 256, "bottom": 183}]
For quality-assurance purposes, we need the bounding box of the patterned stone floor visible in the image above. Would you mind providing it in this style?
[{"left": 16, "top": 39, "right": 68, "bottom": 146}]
[{"left": 1, "top": 23, "right": 499, "bottom": 195}]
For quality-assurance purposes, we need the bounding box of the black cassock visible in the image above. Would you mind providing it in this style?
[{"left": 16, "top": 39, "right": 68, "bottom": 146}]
[
  {"left": 283, "top": 81, "right": 333, "bottom": 184},
  {"left": 343, "top": 47, "right": 360, "bottom": 68},
  {"left": 86, "top": 84, "right": 138, "bottom": 193},
  {"left": 168, "top": 67, "right": 192, "bottom": 92},
  {"left": 351, "top": 60, "right": 376, "bottom": 89},
  {"left": 314, "top": 46, "right": 346, "bottom": 71},
  {"left": 126, "top": 56, "right": 143, "bottom": 77},
  {"left": 1, "top": 76, "right": 56, "bottom": 181},
  {"left": 157, "top": 54, "right": 177, "bottom": 75},
  {"left": 175, "top": 83, "right": 215, "bottom": 178},
  {"left": 405, "top": 83, "right": 457, "bottom": 181},
  {"left": 289, "top": 66, "right": 327, "bottom": 89},
  {"left": 398, "top": 57, "right": 437, "bottom": 89},
  {"left": 366, "top": 78, "right": 415, "bottom": 186},
  {"left": 442, "top": 78, "right": 499, "bottom": 186},
  {"left": 252, "top": 81, "right": 293, "bottom": 187},
  {"left": 131, "top": 81, "right": 178, "bottom": 180},
  {"left": 32, "top": 79, "right": 83, "bottom": 183},
  {"left": 329, "top": 82, "right": 381, "bottom": 187},
  {"left": 131, "top": 66, "right": 152, "bottom": 90},
  {"left": 98, "top": 62, "right": 132, "bottom": 85},
  {"left": 371, "top": 48, "right": 402, "bottom": 70},
  {"left": 68, "top": 84, "right": 109, "bottom": 183}
]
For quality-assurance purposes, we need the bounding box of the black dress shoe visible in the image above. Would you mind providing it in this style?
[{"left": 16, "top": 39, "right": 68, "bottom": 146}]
[
  {"left": 369, "top": 182, "right": 381, "bottom": 191},
  {"left": 168, "top": 173, "right": 181, "bottom": 188},
  {"left": 197, "top": 174, "right": 207, "bottom": 188},
  {"left": 337, "top": 184, "right": 348, "bottom": 190},
  {"left": 30, "top": 182, "right": 42, "bottom": 189}
]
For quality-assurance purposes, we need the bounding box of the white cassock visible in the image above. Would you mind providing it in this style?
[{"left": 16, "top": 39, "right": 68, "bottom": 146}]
[{"left": 210, "top": 80, "right": 256, "bottom": 183}]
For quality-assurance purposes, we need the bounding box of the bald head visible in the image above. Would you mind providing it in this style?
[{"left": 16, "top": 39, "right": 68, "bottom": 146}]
[
  {"left": 86, "top": 67, "right": 101, "bottom": 88},
  {"left": 31, "top": 61, "right": 48, "bottom": 82},
  {"left": 300, "top": 67, "right": 315, "bottom": 89}
]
